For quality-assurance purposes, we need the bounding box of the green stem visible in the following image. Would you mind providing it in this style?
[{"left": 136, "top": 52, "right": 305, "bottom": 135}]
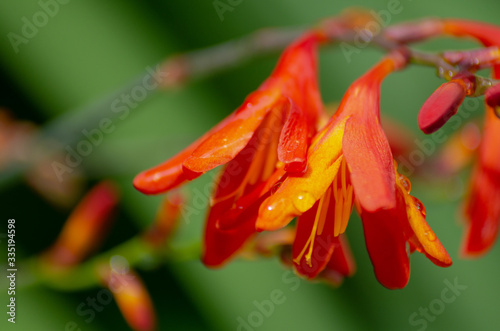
[{"left": 12, "top": 236, "right": 202, "bottom": 292}]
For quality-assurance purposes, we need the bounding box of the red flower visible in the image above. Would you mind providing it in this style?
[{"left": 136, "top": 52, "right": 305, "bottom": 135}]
[
  {"left": 257, "top": 52, "right": 451, "bottom": 289},
  {"left": 134, "top": 32, "right": 325, "bottom": 266},
  {"left": 442, "top": 19, "right": 500, "bottom": 256},
  {"left": 464, "top": 109, "right": 500, "bottom": 256}
]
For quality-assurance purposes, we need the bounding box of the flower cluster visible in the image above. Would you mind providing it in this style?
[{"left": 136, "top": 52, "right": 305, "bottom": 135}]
[{"left": 134, "top": 15, "right": 500, "bottom": 289}]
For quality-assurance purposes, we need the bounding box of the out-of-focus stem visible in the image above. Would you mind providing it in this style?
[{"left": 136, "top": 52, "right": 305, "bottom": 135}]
[{"left": 15, "top": 236, "right": 201, "bottom": 291}]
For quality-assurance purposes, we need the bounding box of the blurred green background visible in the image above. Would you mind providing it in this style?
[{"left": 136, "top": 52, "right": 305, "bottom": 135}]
[{"left": 0, "top": 0, "right": 499, "bottom": 330}]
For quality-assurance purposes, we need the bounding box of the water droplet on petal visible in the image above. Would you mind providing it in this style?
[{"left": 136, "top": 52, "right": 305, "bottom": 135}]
[
  {"left": 428, "top": 232, "right": 436, "bottom": 241},
  {"left": 398, "top": 174, "right": 411, "bottom": 194},
  {"left": 292, "top": 192, "right": 316, "bottom": 213},
  {"left": 424, "top": 231, "right": 436, "bottom": 241},
  {"left": 265, "top": 199, "right": 286, "bottom": 213},
  {"left": 271, "top": 182, "right": 282, "bottom": 195},
  {"left": 412, "top": 197, "right": 426, "bottom": 216}
]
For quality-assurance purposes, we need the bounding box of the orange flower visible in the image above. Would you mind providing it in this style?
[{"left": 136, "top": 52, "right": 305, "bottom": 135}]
[
  {"left": 134, "top": 32, "right": 324, "bottom": 194},
  {"left": 257, "top": 52, "right": 451, "bottom": 289},
  {"left": 442, "top": 19, "right": 500, "bottom": 256},
  {"left": 134, "top": 32, "right": 326, "bottom": 266}
]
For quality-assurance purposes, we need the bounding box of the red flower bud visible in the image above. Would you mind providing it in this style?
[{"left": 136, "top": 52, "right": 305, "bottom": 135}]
[{"left": 418, "top": 80, "right": 466, "bottom": 134}]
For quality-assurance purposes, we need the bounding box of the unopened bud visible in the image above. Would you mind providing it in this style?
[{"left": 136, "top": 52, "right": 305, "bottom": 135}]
[
  {"left": 418, "top": 80, "right": 467, "bottom": 134},
  {"left": 143, "top": 194, "right": 183, "bottom": 248},
  {"left": 102, "top": 266, "right": 156, "bottom": 331},
  {"left": 42, "top": 181, "right": 119, "bottom": 267}
]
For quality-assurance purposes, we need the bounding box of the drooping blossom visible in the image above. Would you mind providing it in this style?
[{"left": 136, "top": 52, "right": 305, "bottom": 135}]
[
  {"left": 42, "top": 181, "right": 119, "bottom": 267},
  {"left": 256, "top": 51, "right": 452, "bottom": 288},
  {"left": 134, "top": 31, "right": 327, "bottom": 266}
]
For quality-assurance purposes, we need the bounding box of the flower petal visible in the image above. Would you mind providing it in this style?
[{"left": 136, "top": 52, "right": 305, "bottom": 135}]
[
  {"left": 278, "top": 98, "right": 309, "bottom": 173},
  {"left": 341, "top": 57, "right": 400, "bottom": 212},
  {"left": 292, "top": 194, "right": 335, "bottom": 278},
  {"left": 202, "top": 197, "right": 260, "bottom": 267},
  {"left": 405, "top": 195, "right": 452, "bottom": 267},
  {"left": 257, "top": 116, "right": 346, "bottom": 231},
  {"left": 463, "top": 166, "right": 500, "bottom": 256},
  {"left": 343, "top": 114, "right": 396, "bottom": 212},
  {"left": 318, "top": 234, "right": 356, "bottom": 286},
  {"left": 359, "top": 193, "right": 410, "bottom": 290},
  {"left": 463, "top": 109, "right": 500, "bottom": 256},
  {"left": 133, "top": 113, "right": 238, "bottom": 194},
  {"left": 183, "top": 90, "right": 282, "bottom": 175}
]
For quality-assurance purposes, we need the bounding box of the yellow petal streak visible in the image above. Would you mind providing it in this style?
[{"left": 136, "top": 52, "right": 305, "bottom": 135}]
[{"left": 293, "top": 158, "right": 354, "bottom": 267}]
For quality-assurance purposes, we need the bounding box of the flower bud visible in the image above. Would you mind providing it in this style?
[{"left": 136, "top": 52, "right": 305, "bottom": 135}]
[
  {"left": 101, "top": 262, "right": 156, "bottom": 331},
  {"left": 418, "top": 80, "right": 467, "bottom": 134},
  {"left": 43, "top": 181, "right": 119, "bottom": 266},
  {"left": 142, "top": 194, "right": 183, "bottom": 248}
]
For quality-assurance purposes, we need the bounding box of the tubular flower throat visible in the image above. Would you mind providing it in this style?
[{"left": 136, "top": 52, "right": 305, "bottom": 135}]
[
  {"left": 134, "top": 32, "right": 326, "bottom": 266},
  {"left": 257, "top": 51, "right": 451, "bottom": 289},
  {"left": 442, "top": 19, "right": 500, "bottom": 256}
]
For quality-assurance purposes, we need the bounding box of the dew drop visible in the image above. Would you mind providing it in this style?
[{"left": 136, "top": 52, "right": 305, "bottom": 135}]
[
  {"left": 264, "top": 199, "right": 286, "bottom": 214},
  {"left": 293, "top": 192, "right": 316, "bottom": 213},
  {"left": 271, "top": 181, "right": 282, "bottom": 195},
  {"left": 399, "top": 174, "right": 411, "bottom": 194},
  {"left": 412, "top": 197, "right": 427, "bottom": 216},
  {"left": 424, "top": 231, "right": 436, "bottom": 241}
]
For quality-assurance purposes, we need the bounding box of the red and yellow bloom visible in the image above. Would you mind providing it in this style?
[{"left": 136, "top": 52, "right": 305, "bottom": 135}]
[
  {"left": 134, "top": 31, "right": 326, "bottom": 266},
  {"left": 257, "top": 51, "right": 451, "bottom": 289},
  {"left": 134, "top": 29, "right": 453, "bottom": 289}
]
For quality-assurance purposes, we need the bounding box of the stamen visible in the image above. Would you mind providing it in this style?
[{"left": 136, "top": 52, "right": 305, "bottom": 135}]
[
  {"left": 211, "top": 108, "right": 282, "bottom": 206},
  {"left": 334, "top": 158, "right": 354, "bottom": 237},
  {"left": 341, "top": 185, "right": 354, "bottom": 234},
  {"left": 293, "top": 185, "right": 331, "bottom": 267},
  {"left": 317, "top": 186, "right": 332, "bottom": 235},
  {"left": 293, "top": 158, "right": 354, "bottom": 267},
  {"left": 334, "top": 191, "right": 342, "bottom": 237}
]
